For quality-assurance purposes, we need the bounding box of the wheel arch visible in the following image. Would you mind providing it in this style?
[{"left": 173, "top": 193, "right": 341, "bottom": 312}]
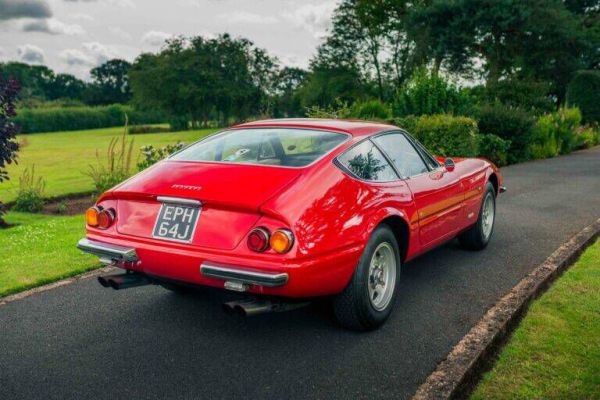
[
  {"left": 378, "top": 214, "right": 410, "bottom": 263},
  {"left": 488, "top": 172, "right": 499, "bottom": 196}
]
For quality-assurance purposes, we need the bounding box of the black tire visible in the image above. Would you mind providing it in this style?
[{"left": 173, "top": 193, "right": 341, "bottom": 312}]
[
  {"left": 333, "top": 225, "right": 401, "bottom": 331},
  {"left": 458, "top": 181, "right": 496, "bottom": 250}
]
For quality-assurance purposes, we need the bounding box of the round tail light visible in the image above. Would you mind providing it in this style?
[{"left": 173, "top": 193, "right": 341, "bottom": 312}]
[
  {"left": 97, "top": 208, "right": 116, "bottom": 229},
  {"left": 247, "top": 227, "right": 270, "bottom": 252},
  {"left": 270, "top": 229, "right": 294, "bottom": 254},
  {"left": 85, "top": 207, "right": 100, "bottom": 227}
]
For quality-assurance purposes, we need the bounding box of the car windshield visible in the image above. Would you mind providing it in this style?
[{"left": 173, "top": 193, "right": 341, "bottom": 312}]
[{"left": 170, "top": 128, "right": 349, "bottom": 167}]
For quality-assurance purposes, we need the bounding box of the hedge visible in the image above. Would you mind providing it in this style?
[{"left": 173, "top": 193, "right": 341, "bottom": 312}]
[
  {"left": 566, "top": 70, "right": 600, "bottom": 124},
  {"left": 14, "top": 104, "right": 165, "bottom": 133}
]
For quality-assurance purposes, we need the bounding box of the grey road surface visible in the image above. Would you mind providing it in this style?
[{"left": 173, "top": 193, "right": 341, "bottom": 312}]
[{"left": 1, "top": 147, "right": 599, "bottom": 400}]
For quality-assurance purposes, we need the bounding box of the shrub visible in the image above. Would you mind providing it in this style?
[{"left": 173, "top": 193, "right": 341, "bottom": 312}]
[
  {"left": 13, "top": 165, "right": 45, "bottom": 213},
  {"left": 168, "top": 116, "right": 189, "bottom": 131},
  {"left": 470, "top": 79, "right": 554, "bottom": 115},
  {"left": 14, "top": 104, "right": 165, "bottom": 134},
  {"left": 137, "top": 141, "right": 186, "bottom": 171},
  {"left": 478, "top": 134, "right": 511, "bottom": 167},
  {"left": 575, "top": 126, "right": 599, "bottom": 149},
  {"left": 349, "top": 99, "right": 391, "bottom": 121},
  {"left": 128, "top": 125, "right": 172, "bottom": 135},
  {"left": 478, "top": 104, "right": 535, "bottom": 164},
  {"left": 408, "top": 114, "right": 480, "bottom": 157},
  {"left": 305, "top": 99, "right": 352, "bottom": 119},
  {"left": 86, "top": 125, "right": 134, "bottom": 195},
  {"left": 530, "top": 107, "right": 582, "bottom": 159},
  {"left": 566, "top": 70, "right": 600, "bottom": 124},
  {"left": 393, "top": 68, "right": 474, "bottom": 117}
]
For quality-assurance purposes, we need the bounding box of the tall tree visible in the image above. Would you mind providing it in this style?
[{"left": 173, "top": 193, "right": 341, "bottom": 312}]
[{"left": 88, "top": 59, "right": 132, "bottom": 105}]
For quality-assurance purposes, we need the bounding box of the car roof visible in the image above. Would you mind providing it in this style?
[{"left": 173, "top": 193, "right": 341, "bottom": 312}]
[{"left": 233, "top": 118, "right": 399, "bottom": 138}]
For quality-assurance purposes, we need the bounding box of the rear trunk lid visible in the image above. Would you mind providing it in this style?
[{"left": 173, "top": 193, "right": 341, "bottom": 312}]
[{"left": 110, "top": 161, "right": 302, "bottom": 249}]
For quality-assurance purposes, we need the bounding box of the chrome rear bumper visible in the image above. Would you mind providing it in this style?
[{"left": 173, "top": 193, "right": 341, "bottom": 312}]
[
  {"left": 200, "top": 262, "right": 288, "bottom": 287},
  {"left": 77, "top": 238, "right": 139, "bottom": 264}
]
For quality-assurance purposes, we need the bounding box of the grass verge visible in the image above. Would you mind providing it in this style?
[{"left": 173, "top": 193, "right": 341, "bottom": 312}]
[
  {"left": 471, "top": 239, "right": 600, "bottom": 399},
  {"left": 0, "top": 212, "right": 98, "bottom": 297},
  {"left": 0, "top": 126, "right": 217, "bottom": 202}
]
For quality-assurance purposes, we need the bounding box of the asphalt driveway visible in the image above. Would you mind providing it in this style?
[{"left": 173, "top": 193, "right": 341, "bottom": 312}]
[{"left": 1, "top": 147, "right": 599, "bottom": 400}]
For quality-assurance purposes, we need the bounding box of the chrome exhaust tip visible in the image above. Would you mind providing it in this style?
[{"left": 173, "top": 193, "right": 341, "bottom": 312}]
[
  {"left": 97, "top": 272, "right": 151, "bottom": 290},
  {"left": 223, "top": 299, "right": 310, "bottom": 317}
]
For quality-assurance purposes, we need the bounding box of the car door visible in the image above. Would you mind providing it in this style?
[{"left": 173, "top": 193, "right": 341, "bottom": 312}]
[{"left": 373, "top": 132, "right": 464, "bottom": 247}]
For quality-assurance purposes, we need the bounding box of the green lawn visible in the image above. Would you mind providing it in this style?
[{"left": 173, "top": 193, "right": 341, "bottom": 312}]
[
  {"left": 0, "top": 212, "right": 99, "bottom": 297},
  {"left": 0, "top": 126, "right": 217, "bottom": 203},
  {"left": 471, "top": 239, "right": 600, "bottom": 399}
]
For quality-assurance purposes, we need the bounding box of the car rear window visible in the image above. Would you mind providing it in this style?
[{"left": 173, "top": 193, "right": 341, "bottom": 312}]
[{"left": 170, "top": 128, "right": 349, "bottom": 167}]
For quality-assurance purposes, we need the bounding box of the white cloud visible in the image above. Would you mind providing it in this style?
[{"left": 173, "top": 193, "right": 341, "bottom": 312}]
[
  {"left": 17, "top": 43, "right": 45, "bottom": 63},
  {"left": 222, "top": 11, "right": 278, "bottom": 25},
  {"left": 141, "top": 30, "right": 174, "bottom": 47},
  {"left": 68, "top": 13, "right": 94, "bottom": 21},
  {"left": 109, "top": 26, "right": 132, "bottom": 40},
  {"left": 22, "top": 18, "right": 85, "bottom": 35},
  {"left": 64, "top": 0, "right": 135, "bottom": 7},
  {"left": 60, "top": 41, "right": 118, "bottom": 67},
  {"left": 282, "top": 2, "right": 337, "bottom": 38}
]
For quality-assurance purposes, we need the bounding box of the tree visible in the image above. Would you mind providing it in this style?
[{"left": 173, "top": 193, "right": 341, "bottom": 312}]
[
  {"left": 0, "top": 77, "right": 21, "bottom": 225},
  {"left": 272, "top": 67, "right": 307, "bottom": 117},
  {"left": 87, "top": 59, "right": 132, "bottom": 105}
]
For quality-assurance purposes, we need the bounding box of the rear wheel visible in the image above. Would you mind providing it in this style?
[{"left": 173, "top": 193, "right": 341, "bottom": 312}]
[
  {"left": 333, "top": 225, "right": 401, "bottom": 331},
  {"left": 458, "top": 182, "right": 496, "bottom": 250}
]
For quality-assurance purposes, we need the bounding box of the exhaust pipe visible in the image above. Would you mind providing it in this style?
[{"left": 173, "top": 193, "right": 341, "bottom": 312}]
[
  {"left": 223, "top": 299, "right": 309, "bottom": 317},
  {"left": 97, "top": 272, "right": 151, "bottom": 290}
]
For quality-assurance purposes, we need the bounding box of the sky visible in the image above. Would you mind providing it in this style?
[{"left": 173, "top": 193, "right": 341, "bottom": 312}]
[{"left": 0, "top": 0, "right": 339, "bottom": 80}]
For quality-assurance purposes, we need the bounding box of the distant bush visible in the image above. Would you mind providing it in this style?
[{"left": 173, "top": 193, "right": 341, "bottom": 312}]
[
  {"left": 393, "top": 68, "right": 474, "bottom": 117},
  {"left": 168, "top": 116, "right": 190, "bottom": 131},
  {"left": 478, "top": 104, "right": 535, "bottom": 164},
  {"left": 478, "top": 134, "right": 511, "bottom": 167},
  {"left": 128, "top": 125, "right": 171, "bottom": 135},
  {"left": 350, "top": 99, "right": 391, "bottom": 120},
  {"left": 14, "top": 104, "right": 165, "bottom": 134},
  {"left": 470, "top": 79, "right": 554, "bottom": 115},
  {"left": 305, "top": 99, "right": 352, "bottom": 119},
  {"left": 575, "top": 126, "right": 599, "bottom": 150},
  {"left": 530, "top": 107, "right": 582, "bottom": 159},
  {"left": 409, "top": 114, "right": 480, "bottom": 157},
  {"left": 566, "top": 70, "right": 600, "bottom": 124},
  {"left": 137, "top": 141, "right": 186, "bottom": 171},
  {"left": 86, "top": 126, "right": 134, "bottom": 195},
  {"left": 13, "top": 165, "right": 45, "bottom": 213}
]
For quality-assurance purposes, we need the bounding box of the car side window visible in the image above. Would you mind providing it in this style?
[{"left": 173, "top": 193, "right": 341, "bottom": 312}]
[
  {"left": 337, "top": 140, "right": 398, "bottom": 182},
  {"left": 373, "top": 133, "right": 429, "bottom": 178}
]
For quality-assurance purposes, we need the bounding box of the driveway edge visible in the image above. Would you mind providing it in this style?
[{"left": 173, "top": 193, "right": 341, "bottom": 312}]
[
  {"left": 0, "top": 266, "right": 116, "bottom": 306},
  {"left": 412, "top": 217, "right": 600, "bottom": 400}
]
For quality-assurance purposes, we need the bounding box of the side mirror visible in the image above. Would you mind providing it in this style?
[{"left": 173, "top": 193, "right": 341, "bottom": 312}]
[{"left": 444, "top": 158, "right": 455, "bottom": 172}]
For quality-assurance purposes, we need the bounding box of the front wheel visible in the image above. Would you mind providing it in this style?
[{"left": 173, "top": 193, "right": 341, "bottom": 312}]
[
  {"left": 333, "top": 225, "right": 401, "bottom": 331},
  {"left": 458, "top": 181, "right": 496, "bottom": 250}
]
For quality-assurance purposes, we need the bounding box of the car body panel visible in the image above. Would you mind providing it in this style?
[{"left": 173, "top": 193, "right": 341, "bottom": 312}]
[{"left": 84, "top": 119, "right": 503, "bottom": 298}]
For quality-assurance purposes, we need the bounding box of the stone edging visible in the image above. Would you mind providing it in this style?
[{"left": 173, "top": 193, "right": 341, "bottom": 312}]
[{"left": 412, "top": 217, "right": 600, "bottom": 400}]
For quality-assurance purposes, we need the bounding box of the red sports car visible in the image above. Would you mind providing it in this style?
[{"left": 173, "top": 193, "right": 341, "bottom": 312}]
[{"left": 78, "top": 119, "right": 504, "bottom": 330}]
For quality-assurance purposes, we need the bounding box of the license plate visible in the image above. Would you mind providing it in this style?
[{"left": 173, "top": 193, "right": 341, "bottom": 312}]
[{"left": 152, "top": 203, "right": 201, "bottom": 243}]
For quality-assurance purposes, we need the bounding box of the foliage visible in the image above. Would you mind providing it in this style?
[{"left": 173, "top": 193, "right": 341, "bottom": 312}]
[
  {"left": 137, "top": 141, "right": 186, "bottom": 171},
  {"left": 297, "top": 65, "right": 368, "bottom": 110},
  {"left": 566, "top": 70, "right": 600, "bottom": 124},
  {"left": 530, "top": 107, "right": 583, "bottom": 159},
  {"left": 478, "top": 134, "right": 511, "bottom": 167},
  {"left": 393, "top": 68, "right": 474, "bottom": 117},
  {"left": 13, "top": 165, "right": 45, "bottom": 213},
  {"left": 14, "top": 104, "right": 164, "bottom": 133},
  {"left": 305, "top": 99, "right": 353, "bottom": 119},
  {"left": 56, "top": 201, "right": 68, "bottom": 215},
  {"left": 0, "top": 77, "right": 21, "bottom": 183},
  {"left": 86, "top": 59, "right": 132, "bottom": 105},
  {"left": 128, "top": 125, "right": 172, "bottom": 135},
  {"left": 574, "top": 126, "right": 599, "bottom": 150},
  {"left": 350, "top": 99, "right": 392, "bottom": 120},
  {"left": 86, "top": 123, "right": 134, "bottom": 195},
  {"left": 408, "top": 114, "right": 480, "bottom": 157},
  {"left": 130, "top": 34, "right": 278, "bottom": 127},
  {"left": 470, "top": 78, "right": 555, "bottom": 114},
  {"left": 478, "top": 104, "right": 535, "bottom": 163},
  {"left": 272, "top": 67, "right": 307, "bottom": 118}
]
